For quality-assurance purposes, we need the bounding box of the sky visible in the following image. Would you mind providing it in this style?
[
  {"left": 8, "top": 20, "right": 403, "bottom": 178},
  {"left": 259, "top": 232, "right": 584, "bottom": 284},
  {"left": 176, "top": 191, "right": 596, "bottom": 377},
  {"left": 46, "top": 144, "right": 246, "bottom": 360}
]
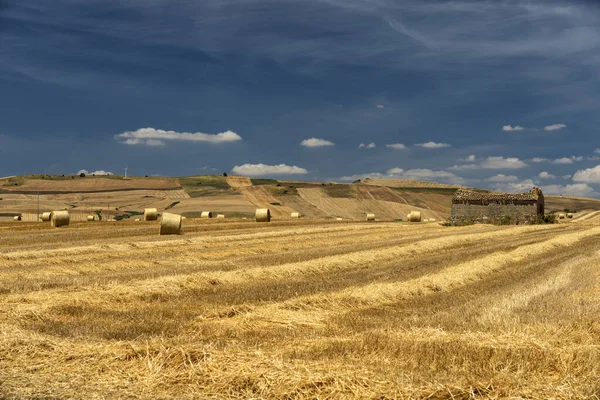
[{"left": 1, "top": 0, "right": 600, "bottom": 197}]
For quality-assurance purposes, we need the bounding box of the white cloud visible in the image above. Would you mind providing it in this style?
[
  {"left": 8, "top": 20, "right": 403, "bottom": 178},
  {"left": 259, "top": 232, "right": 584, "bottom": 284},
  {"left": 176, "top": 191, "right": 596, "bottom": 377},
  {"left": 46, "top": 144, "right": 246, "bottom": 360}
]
[
  {"left": 77, "top": 169, "right": 113, "bottom": 176},
  {"left": 492, "top": 179, "right": 536, "bottom": 193},
  {"left": 542, "top": 183, "right": 595, "bottom": 197},
  {"left": 339, "top": 168, "right": 463, "bottom": 184},
  {"left": 358, "top": 142, "right": 376, "bottom": 149},
  {"left": 376, "top": 104, "right": 385, "bottom": 109},
  {"left": 531, "top": 157, "right": 548, "bottom": 163},
  {"left": 595, "top": 149, "right": 600, "bottom": 154},
  {"left": 231, "top": 163, "right": 308, "bottom": 176},
  {"left": 300, "top": 137, "right": 335, "bottom": 147},
  {"left": 552, "top": 157, "right": 574, "bottom": 165},
  {"left": 415, "top": 141, "right": 451, "bottom": 149},
  {"left": 448, "top": 164, "right": 478, "bottom": 171},
  {"left": 538, "top": 171, "right": 556, "bottom": 179},
  {"left": 385, "top": 143, "right": 407, "bottom": 150},
  {"left": 562, "top": 175, "right": 572, "bottom": 179},
  {"left": 486, "top": 174, "right": 518, "bottom": 182},
  {"left": 480, "top": 157, "right": 528, "bottom": 169},
  {"left": 502, "top": 125, "right": 525, "bottom": 131},
  {"left": 544, "top": 124, "right": 567, "bottom": 131},
  {"left": 461, "top": 154, "right": 477, "bottom": 162},
  {"left": 116, "top": 127, "right": 242, "bottom": 146},
  {"left": 573, "top": 165, "right": 600, "bottom": 183}
]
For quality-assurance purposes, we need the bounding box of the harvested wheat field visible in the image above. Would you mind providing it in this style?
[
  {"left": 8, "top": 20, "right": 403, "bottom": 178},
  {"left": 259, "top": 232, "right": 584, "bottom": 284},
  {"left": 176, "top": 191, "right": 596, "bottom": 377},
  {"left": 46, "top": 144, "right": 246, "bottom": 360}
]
[{"left": 1, "top": 216, "right": 600, "bottom": 399}]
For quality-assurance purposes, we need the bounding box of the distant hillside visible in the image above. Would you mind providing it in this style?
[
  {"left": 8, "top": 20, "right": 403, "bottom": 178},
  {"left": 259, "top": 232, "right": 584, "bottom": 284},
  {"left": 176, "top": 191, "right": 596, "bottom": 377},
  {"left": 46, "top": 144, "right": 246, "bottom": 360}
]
[{"left": 1, "top": 174, "right": 600, "bottom": 221}]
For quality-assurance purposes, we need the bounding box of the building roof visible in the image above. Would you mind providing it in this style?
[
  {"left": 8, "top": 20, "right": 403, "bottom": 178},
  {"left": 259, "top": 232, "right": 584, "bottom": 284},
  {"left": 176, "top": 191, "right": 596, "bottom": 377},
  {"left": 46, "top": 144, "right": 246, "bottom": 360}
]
[{"left": 452, "top": 187, "right": 543, "bottom": 204}]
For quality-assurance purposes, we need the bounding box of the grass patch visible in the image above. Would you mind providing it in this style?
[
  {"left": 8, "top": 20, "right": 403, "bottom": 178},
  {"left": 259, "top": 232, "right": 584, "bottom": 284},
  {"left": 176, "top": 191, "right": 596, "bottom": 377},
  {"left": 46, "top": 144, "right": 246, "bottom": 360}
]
[
  {"left": 179, "top": 175, "right": 235, "bottom": 197},
  {"left": 263, "top": 185, "right": 299, "bottom": 196},
  {"left": 250, "top": 178, "right": 279, "bottom": 186},
  {"left": 325, "top": 184, "right": 356, "bottom": 198}
]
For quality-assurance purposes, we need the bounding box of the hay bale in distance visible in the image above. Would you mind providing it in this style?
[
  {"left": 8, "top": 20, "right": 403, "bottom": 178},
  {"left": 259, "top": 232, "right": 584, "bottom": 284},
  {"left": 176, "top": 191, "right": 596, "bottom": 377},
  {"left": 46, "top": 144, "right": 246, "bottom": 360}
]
[
  {"left": 201, "top": 211, "right": 214, "bottom": 219},
  {"left": 558, "top": 213, "right": 566, "bottom": 219},
  {"left": 429, "top": 218, "right": 436, "bottom": 222},
  {"left": 291, "top": 212, "right": 301, "bottom": 218},
  {"left": 566, "top": 213, "right": 574, "bottom": 219},
  {"left": 336, "top": 218, "right": 343, "bottom": 221},
  {"left": 134, "top": 218, "right": 141, "bottom": 222},
  {"left": 13, "top": 215, "right": 21, "bottom": 221},
  {"left": 409, "top": 211, "right": 422, "bottom": 223},
  {"left": 160, "top": 212, "right": 182, "bottom": 235},
  {"left": 366, "top": 213, "right": 375, "bottom": 222},
  {"left": 144, "top": 208, "right": 158, "bottom": 221},
  {"left": 41, "top": 212, "right": 52, "bottom": 222},
  {"left": 256, "top": 208, "right": 271, "bottom": 222},
  {"left": 87, "top": 215, "right": 95, "bottom": 222},
  {"left": 51, "top": 210, "right": 70, "bottom": 228},
  {"left": 216, "top": 214, "right": 225, "bottom": 219}
]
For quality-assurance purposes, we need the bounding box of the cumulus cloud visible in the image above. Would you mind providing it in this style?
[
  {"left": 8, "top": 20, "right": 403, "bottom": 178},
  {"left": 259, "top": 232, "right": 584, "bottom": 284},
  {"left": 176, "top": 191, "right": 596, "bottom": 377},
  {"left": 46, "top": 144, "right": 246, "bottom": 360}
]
[
  {"left": 448, "top": 164, "right": 478, "bottom": 171},
  {"left": 544, "top": 124, "right": 567, "bottom": 131},
  {"left": 492, "top": 179, "right": 536, "bottom": 193},
  {"left": 502, "top": 125, "right": 525, "bottom": 131},
  {"left": 77, "top": 169, "right": 113, "bottom": 176},
  {"left": 385, "top": 143, "right": 407, "bottom": 150},
  {"left": 300, "top": 137, "right": 335, "bottom": 147},
  {"left": 531, "top": 157, "right": 548, "bottom": 163},
  {"left": 115, "top": 127, "right": 242, "bottom": 146},
  {"left": 358, "top": 142, "right": 376, "bottom": 149},
  {"left": 339, "top": 168, "right": 463, "bottom": 184},
  {"left": 542, "top": 183, "right": 595, "bottom": 197},
  {"left": 595, "top": 149, "right": 600, "bottom": 154},
  {"left": 231, "top": 163, "right": 308, "bottom": 176},
  {"left": 486, "top": 174, "right": 518, "bottom": 182},
  {"left": 480, "top": 157, "right": 528, "bottom": 169},
  {"left": 573, "top": 165, "right": 600, "bottom": 183},
  {"left": 415, "top": 141, "right": 450, "bottom": 148},
  {"left": 461, "top": 155, "right": 477, "bottom": 162},
  {"left": 538, "top": 171, "right": 556, "bottom": 179},
  {"left": 552, "top": 157, "right": 574, "bottom": 164}
]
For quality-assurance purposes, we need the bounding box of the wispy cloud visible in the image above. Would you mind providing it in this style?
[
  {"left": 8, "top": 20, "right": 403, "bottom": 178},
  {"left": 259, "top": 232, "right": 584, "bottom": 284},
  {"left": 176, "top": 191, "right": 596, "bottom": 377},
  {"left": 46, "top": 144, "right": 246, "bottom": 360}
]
[
  {"left": 376, "top": 104, "right": 385, "bottom": 109},
  {"left": 502, "top": 125, "right": 525, "bottom": 132},
  {"left": 358, "top": 142, "right": 376, "bottom": 149},
  {"left": 486, "top": 174, "right": 518, "bottom": 182},
  {"left": 339, "top": 167, "right": 463, "bottom": 184},
  {"left": 531, "top": 157, "right": 548, "bottom": 163},
  {"left": 77, "top": 169, "right": 113, "bottom": 176},
  {"left": 544, "top": 124, "right": 567, "bottom": 131},
  {"left": 115, "top": 128, "right": 242, "bottom": 146},
  {"left": 542, "top": 183, "right": 596, "bottom": 197},
  {"left": 300, "top": 137, "right": 335, "bottom": 147},
  {"left": 415, "top": 141, "right": 450, "bottom": 149},
  {"left": 385, "top": 143, "right": 407, "bottom": 150},
  {"left": 538, "top": 171, "right": 556, "bottom": 179},
  {"left": 480, "top": 157, "right": 528, "bottom": 169},
  {"left": 231, "top": 163, "right": 308, "bottom": 176}
]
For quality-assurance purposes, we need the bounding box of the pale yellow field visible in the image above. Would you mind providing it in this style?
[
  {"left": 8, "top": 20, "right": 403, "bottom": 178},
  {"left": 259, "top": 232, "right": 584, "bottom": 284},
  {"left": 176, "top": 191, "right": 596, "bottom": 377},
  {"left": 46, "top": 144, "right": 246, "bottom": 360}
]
[{"left": 1, "top": 216, "right": 600, "bottom": 399}]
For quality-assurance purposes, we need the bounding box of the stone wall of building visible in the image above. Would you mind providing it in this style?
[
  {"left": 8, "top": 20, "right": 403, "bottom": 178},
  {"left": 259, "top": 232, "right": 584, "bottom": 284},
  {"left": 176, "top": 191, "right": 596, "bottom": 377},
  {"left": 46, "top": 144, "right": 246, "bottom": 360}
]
[{"left": 450, "top": 203, "right": 539, "bottom": 224}]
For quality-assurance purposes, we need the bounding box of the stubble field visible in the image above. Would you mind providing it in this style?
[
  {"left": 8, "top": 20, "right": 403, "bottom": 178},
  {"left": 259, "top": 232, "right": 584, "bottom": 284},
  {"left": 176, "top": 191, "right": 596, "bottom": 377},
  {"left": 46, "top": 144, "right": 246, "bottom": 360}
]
[{"left": 1, "top": 216, "right": 600, "bottom": 399}]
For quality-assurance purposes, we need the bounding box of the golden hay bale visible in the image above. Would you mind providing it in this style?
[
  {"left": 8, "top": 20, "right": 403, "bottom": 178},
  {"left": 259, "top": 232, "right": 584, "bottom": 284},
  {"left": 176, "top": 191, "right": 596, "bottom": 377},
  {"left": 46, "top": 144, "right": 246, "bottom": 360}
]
[
  {"left": 566, "top": 213, "right": 573, "bottom": 219},
  {"left": 13, "top": 215, "right": 21, "bottom": 221},
  {"left": 255, "top": 208, "right": 271, "bottom": 222},
  {"left": 51, "top": 211, "right": 70, "bottom": 228},
  {"left": 159, "top": 212, "right": 182, "bottom": 235},
  {"left": 216, "top": 214, "right": 225, "bottom": 219},
  {"left": 144, "top": 208, "right": 158, "bottom": 221},
  {"left": 134, "top": 218, "right": 141, "bottom": 222},
  {"left": 423, "top": 218, "right": 430, "bottom": 222},
  {"left": 87, "top": 215, "right": 95, "bottom": 222},
  {"left": 558, "top": 213, "right": 566, "bottom": 219},
  {"left": 201, "top": 211, "right": 214, "bottom": 219},
  {"left": 291, "top": 212, "right": 301, "bottom": 218},
  {"left": 336, "top": 218, "right": 343, "bottom": 221},
  {"left": 409, "top": 211, "right": 422, "bottom": 223},
  {"left": 41, "top": 212, "right": 52, "bottom": 222},
  {"left": 429, "top": 218, "right": 436, "bottom": 222},
  {"left": 366, "top": 213, "right": 375, "bottom": 221}
]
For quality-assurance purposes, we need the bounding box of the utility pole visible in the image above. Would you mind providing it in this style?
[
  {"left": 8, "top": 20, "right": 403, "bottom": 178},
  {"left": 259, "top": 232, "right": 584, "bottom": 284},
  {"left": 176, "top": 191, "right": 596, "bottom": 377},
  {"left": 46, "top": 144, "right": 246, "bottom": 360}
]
[{"left": 107, "top": 203, "right": 110, "bottom": 221}]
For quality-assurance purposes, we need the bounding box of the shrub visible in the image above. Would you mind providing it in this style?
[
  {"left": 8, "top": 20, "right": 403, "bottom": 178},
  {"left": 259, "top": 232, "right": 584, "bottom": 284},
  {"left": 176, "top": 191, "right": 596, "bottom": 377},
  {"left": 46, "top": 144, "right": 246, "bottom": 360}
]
[{"left": 79, "top": 173, "right": 86, "bottom": 178}]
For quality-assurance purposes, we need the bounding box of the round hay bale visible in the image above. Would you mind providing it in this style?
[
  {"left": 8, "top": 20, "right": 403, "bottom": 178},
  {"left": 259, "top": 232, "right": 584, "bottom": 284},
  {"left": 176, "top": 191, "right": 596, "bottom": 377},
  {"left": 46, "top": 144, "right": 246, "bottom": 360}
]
[
  {"left": 366, "top": 213, "right": 375, "bottom": 221},
  {"left": 159, "top": 212, "right": 182, "bottom": 235},
  {"left": 409, "top": 211, "right": 422, "bottom": 223},
  {"left": 336, "top": 218, "right": 343, "bottom": 221},
  {"left": 41, "top": 212, "right": 52, "bottom": 222},
  {"left": 566, "top": 213, "right": 574, "bottom": 219},
  {"left": 558, "top": 213, "right": 566, "bottom": 219},
  {"left": 144, "top": 208, "right": 158, "bottom": 221},
  {"left": 13, "top": 215, "right": 21, "bottom": 221},
  {"left": 429, "top": 218, "right": 436, "bottom": 222},
  {"left": 216, "top": 214, "right": 225, "bottom": 219},
  {"left": 255, "top": 208, "right": 271, "bottom": 222},
  {"left": 423, "top": 218, "right": 430, "bottom": 222},
  {"left": 291, "top": 212, "right": 301, "bottom": 218},
  {"left": 134, "top": 218, "right": 141, "bottom": 222},
  {"left": 87, "top": 215, "right": 95, "bottom": 222},
  {"left": 51, "top": 210, "right": 70, "bottom": 228},
  {"left": 200, "top": 211, "right": 214, "bottom": 219}
]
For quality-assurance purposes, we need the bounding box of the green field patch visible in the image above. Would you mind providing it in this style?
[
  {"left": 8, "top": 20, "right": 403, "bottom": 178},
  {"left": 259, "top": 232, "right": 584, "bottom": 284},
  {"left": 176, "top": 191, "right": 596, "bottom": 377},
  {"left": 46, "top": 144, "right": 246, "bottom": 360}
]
[
  {"left": 325, "top": 184, "right": 357, "bottom": 198},
  {"left": 179, "top": 175, "right": 235, "bottom": 197},
  {"left": 250, "top": 178, "right": 279, "bottom": 186}
]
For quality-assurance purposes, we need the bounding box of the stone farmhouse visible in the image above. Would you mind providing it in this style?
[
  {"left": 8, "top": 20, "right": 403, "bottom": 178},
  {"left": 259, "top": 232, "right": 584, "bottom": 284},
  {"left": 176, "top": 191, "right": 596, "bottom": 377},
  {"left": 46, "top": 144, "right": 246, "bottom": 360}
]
[{"left": 451, "top": 187, "right": 544, "bottom": 225}]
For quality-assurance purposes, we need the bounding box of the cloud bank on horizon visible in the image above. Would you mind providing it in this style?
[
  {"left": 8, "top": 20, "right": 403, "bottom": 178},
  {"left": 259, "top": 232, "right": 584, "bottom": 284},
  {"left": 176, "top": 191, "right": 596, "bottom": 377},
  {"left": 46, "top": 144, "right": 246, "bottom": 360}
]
[{"left": 1, "top": 0, "right": 600, "bottom": 197}]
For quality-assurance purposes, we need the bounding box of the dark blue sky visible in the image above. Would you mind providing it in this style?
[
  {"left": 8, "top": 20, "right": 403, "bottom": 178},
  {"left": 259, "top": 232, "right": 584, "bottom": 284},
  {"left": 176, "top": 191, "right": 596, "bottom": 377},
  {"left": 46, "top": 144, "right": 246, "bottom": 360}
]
[{"left": 1, "top": 0, "right": 600, "bottom": 196}]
